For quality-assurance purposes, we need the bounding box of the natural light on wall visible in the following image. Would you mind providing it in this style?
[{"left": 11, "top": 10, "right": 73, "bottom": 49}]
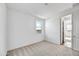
[{"left": 36, "top": 20, "right": 42, "bottom": 31}]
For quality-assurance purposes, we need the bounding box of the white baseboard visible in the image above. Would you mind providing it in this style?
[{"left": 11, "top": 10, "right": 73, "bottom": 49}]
[
  {"left": 45, "top": 39, "right": 60, "bottom": 45},
  {"left": 7, "top": 39, "right": 44, "bottom": 51}
]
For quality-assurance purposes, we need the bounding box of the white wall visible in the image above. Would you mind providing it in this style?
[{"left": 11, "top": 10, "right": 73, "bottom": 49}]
[
  {"left": 45, "top": 8, "right": 73, "bottom": 45},
  {"left": 45, "top": 15, "right": 60, "bottom": 44},
  {"left": 72, "top": 4, "right": 79, "bottom": 51},
  {"left": 0, "top": 4, "right": 7, "bottom": 56},
  {"left": 45, "top": 4, "right": 79, "bottom": 50},
  {"left": 7, "top": 9, "right": 45, "bottom": 50}
]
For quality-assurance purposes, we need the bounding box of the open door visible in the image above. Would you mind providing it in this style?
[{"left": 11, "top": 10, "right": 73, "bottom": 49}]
[
  {"left": 64, "top": 14, "right": 72, "bottom": 48},
  {"left": 61, "top": 14, "right": 72, "bottom": 48}
]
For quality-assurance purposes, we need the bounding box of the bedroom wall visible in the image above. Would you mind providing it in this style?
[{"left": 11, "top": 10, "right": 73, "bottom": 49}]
[
  {"left": 45, "top": 7, "right": 73, "bottom": 45},
  {"left": 7, "top": 9, "right": 45, "bottom": 50},
  {"left": 45, "top": 15, "right": 60, "bottom": 44},
  {"left": 0, "top": 3, "right": 7, "bottom": 56}
]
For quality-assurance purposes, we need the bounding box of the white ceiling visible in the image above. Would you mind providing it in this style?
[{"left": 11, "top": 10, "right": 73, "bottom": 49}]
[{"left": 7, "top": 3, "right": 73, "bottom": 19}]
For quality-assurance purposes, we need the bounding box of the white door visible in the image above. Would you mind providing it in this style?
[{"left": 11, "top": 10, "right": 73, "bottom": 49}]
[
  {"left": 72, "top": 9, "right": 79, "bottom": 51},
  {"left": 64, "top": 14, "right": 72, "bottom": 48},
  {"left": 61, "top": 14, "right": 72, "bottom": 48}
]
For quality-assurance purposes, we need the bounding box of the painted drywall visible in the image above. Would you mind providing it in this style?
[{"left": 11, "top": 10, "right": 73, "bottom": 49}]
[
  {"left": 45, "top": 6, "right": 73, "bottom": 45},
  {"left": 7, "top": 9, "right": 45, "bottom": 50},
  {"left": 72, "top": 4, "right": 79, "bottom": 51},
  {"left": 60, "top": 4, "right": 79, "bottom": 50},
  {"left": 45, "top": 4, "right": 79, "bottom": 49},
  {"left": 0, "top": 4, "right": 7, "bottom": 56},
  {"left": 45, "top": 15, "right": 60, "bottom": 44}
]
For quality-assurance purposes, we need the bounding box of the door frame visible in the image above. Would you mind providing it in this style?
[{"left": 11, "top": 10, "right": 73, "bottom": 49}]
[
  {"left": 60, "top": 14, "right": 73, "bottom": 49},
  {"left": 60, "top": 17, "right": 64, "bottom": 45}
]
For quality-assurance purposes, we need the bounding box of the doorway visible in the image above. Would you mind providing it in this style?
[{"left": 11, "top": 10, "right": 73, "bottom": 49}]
[{"left": 61, "top": 14, "right": 72, "bottom": 48}]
